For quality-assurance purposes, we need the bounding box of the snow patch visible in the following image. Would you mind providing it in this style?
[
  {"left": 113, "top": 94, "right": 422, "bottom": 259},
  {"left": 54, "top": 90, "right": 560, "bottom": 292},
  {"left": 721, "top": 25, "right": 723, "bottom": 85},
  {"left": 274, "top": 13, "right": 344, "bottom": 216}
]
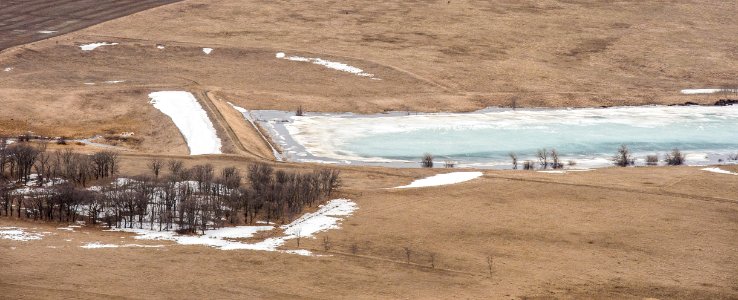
[
  {"left": 37, "top": 30, "right": 57, "bottom": 34},
  {"left": 157, "top": 45, "right": 165, "bottom": 50},
  {"left": 105, "top": 80, "right": 125, "bottom": 84},
  {"left": 0, "top": 227, "right": 45, "bottom": 241},
  {"left": 149, "top": 91, "right": 222, "bottom": 155},
  {"left": 109, "top": 199, "right": 357, "bottom": 255},
  {"left": 680, "top": 88, "right": 735, "bottom": 95},
  {"left": 203, "top": 48, "right": 213, "bottom": 55},
  {"left": 702, "top": 167, "right": 738, "bottom": 175},
  {"left": 276, "top": 52, "right": 376, "bottom": 78},
  {"left": 81, "top": 242, "right": 165, "bottom": 249},
  {"left": 395, "top": 172, "right": 483, "bottom": 188},
  {"left": 3, "top": 67, "right": 12, "bottom": 72},
  {"left": 79, "top": 42, "right": 118, "bottom": 51}
]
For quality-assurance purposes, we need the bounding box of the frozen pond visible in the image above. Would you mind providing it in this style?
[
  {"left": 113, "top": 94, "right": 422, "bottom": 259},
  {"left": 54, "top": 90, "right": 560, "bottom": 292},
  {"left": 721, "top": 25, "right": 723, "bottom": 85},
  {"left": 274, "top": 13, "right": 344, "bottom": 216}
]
[{"left": 244, "top": 105, "right": 738, "bottom": 168}]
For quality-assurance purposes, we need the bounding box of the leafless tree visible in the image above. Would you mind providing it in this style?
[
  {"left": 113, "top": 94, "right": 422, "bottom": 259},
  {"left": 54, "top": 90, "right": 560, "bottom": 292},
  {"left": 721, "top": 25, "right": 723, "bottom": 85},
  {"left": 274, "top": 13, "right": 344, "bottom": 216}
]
[
  {"left": 421, "top": 153, "right": 434, "bottom": 168},
  {"left": 612, "top": 144, "right": 635, "bottom": 167},
  {"left": 508, "top": 152, "right": 518, "bottom": 169},
  {"left": 148, "top": 158, "right": 164, "bottom": 180},
  {"left": 536, "top": 148, "right": 548, "bottom": 169},
  {"left": 523, "top": 160, "right": 535, "bottom": 170},
  {"left": 550, "top": 149, "right": 562, "bottom": 169}
]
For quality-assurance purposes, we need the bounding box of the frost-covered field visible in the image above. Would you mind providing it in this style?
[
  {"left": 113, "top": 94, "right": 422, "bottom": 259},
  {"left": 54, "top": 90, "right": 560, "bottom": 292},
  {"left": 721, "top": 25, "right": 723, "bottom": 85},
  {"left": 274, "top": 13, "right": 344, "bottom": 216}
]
[
  {"left": 149, "top": 91, "right": 222, "bottom": 155},
  {"left": 254, "top": 105, "right": 738, "bottom": 168}
]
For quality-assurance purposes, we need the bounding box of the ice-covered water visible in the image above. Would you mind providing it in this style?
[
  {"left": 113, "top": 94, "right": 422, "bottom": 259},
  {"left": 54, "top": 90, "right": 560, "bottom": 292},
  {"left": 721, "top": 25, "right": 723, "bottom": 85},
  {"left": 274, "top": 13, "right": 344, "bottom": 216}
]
[{"left": 251, "top": 105, "right": 738, "bottom": 168}]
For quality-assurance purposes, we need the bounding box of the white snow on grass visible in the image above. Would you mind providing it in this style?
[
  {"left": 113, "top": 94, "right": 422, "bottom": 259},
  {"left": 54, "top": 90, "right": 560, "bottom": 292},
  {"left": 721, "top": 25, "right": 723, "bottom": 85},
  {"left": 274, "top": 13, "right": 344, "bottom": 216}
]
[
  {"left": 108, "top": 199, "right": 357, "bottom": 256},
  {"left": 149, "top": 91, "right": 222, "bottom": 155},
  {"left": 276, "top": 52, "right": 376, "bottom": 78},
  {"left": 3, "top": 67, "right": 12, "bottom": 72},
  {"left": 0, "top": 227, "right": 45, "bottom": 241},
  {"left": 79, "top": 42, "right": 118, "bottom": 51},
  {"left": 81, "top": 242, "right": 165, "bottom": 249},
  {"left": 157, "top": 45, "right": 165, "bottom": 49},
  {"left": 37, "top": 30, "right": 57, "bottom": 34},
  {"left": 203, "top": 48, "right": 213, "bottom": 54},
  {"left": 680, "top": 88, "right": 736, "bottom": 95},
  {"left": 105, "top": 80, "right": 125, "bottom": 84},
  {"left": 537, "top": 169, "right": 593, "bottom": 174},
  {"left": 702, "top": 167, "right": 738, "bottom": 175},
  {"left": 395, "top": 172, "right": 483, "bottom": 188}
]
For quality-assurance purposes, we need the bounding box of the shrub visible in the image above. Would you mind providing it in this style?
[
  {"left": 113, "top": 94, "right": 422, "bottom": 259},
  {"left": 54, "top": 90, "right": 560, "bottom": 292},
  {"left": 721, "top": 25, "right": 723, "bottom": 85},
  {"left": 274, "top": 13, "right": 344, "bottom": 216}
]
[
  {"left": 523, "top": 160, "right": 535, "bottom": 170},
  {"left": 664, "top": 148, "right": 686, "bottom": 166},
  {"left": 646, "top": 154, "right": 659, "bottom": 166},
  {"left": 567, "top": 160, "right": 577, "bottom": 167},
  {"left": 421, "top": 153, "right": 434, "bottom": 168},
  {"left": 612, "top": 144, "right": 635, "bottom": 167}
]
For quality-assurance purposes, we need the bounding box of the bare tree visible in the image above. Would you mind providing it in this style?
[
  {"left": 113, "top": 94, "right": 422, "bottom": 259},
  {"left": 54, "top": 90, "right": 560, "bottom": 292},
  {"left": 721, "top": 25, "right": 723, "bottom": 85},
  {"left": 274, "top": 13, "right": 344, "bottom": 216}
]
[
  {"left": 148, "top": 158, "right": 164, "bottom": 180},
  {"left": 612, "top": 144, "right": 634, "bottom": 167},
  {"left": 508, "top": 152, "right": 518, "bottom": 170},
  {"left": 523, "top": 160, "right": 535, "bottom": 170},
  {"left": 550, "top": 149, "right": 562, "bottom": 169},
  {"left": 536, "top": 148, "right": 548, "bottom": 169},
  {"left": 421, "top": 153, "right": 434, "bottom": 168}
]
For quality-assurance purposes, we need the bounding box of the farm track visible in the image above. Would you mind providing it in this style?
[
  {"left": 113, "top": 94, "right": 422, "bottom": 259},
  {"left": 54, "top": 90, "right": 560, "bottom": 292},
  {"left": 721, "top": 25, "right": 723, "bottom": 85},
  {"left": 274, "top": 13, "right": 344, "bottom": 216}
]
[{"left": 0, "top": 0, "right": 182, "bottom": 51}]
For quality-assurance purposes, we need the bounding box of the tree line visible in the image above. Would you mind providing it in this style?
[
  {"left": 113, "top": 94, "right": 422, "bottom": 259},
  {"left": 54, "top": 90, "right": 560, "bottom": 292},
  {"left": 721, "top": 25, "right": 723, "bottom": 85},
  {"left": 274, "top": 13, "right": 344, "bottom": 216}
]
[{"left": 0, "top": 138, "right": 341, "bottom": 234}]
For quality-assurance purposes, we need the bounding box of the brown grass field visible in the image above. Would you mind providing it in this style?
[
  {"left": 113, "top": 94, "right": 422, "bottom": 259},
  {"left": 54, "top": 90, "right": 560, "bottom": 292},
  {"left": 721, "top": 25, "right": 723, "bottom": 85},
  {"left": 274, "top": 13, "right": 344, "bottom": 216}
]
[{"left": 1, "top": 0, "right": 738, "bottom": 299}]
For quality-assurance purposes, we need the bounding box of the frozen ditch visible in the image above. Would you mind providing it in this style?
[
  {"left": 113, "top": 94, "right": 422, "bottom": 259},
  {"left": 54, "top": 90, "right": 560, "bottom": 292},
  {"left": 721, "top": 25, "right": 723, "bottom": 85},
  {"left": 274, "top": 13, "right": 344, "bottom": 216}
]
[
  {"left": 248, "top": 105, "right": 738, "bottom": 169},
  {"left": 108, "top": 199, "right": 357, "bottom": 256},
  {"left": 149, "top": 91, "right": 222, "bottom": 155},
  {"left": 276, "top": 52, "right": 377, "bottom": 78},
  {"left": 395, "top": 172, "right": 483, "bottom": 188}
]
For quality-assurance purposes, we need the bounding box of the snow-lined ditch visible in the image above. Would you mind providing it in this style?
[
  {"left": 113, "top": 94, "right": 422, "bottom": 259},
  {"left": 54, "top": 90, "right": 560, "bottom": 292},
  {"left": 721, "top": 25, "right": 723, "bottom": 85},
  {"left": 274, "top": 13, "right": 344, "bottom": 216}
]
[
  {"left": 395, "top": 172, "right": 483, "bottom": 188},
  {"left": 276, "top": 52, "right": 377, "bottom": 78},
  {"left": 107, "top": 199, "right": 357, "bottom": 256},
  {"left": 149, "top": 91, "right": 222, "bottom": 155},
  {"left": 79, "top": 42, "right": 118, "bottom": 51},
  {"left": 702, "top": 167, "right": 738, "bottom": 175},
  {"left": 0, "top": 227, "right": 47, "bottom": 241}
]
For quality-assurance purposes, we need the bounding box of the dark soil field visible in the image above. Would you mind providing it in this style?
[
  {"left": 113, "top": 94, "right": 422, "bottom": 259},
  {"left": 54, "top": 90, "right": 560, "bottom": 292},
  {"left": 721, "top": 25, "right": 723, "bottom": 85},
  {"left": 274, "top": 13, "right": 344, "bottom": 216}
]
[{"left": 0, "top": 0, "right": 180, "bottom": 50}]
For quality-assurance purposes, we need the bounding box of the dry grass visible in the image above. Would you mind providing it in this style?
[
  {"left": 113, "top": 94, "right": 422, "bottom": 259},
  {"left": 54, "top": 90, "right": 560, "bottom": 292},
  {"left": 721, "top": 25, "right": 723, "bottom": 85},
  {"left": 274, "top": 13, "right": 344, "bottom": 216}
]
[{"left": 1, "top": 165, "right": 736, "bottom": 299}]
